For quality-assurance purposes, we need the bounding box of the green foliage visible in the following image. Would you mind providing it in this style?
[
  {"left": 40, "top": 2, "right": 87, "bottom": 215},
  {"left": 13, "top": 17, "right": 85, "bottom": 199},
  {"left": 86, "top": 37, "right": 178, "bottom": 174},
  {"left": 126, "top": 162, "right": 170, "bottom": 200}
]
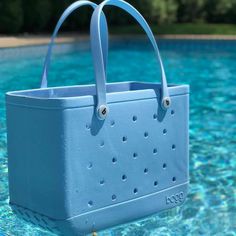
[
  {"left": 127, "top": 0, "right": 178, "bottom": 24},
  {"left": 205, "top": 0, "right": 236, "bottom": 23},
  {"left": 0, "top": 0, "right": 23, "bottom": 33},
  {"left": 177, "top": 0, "right": 206, "bottom": 22},
  {"left": 148, "top": 0, "right": 178, "bottom": 24},
  {"left": 109, "top": 23, "right": 236, "bottom": 35},
  {"left": 22, "top": 0, "right": 52, "bottom": 32},
  {"left": 0, "top": 0, "right": 236, "bottom": 34},
  {"left": 48, "top": 0, "right": 100, "bottom": 32}
]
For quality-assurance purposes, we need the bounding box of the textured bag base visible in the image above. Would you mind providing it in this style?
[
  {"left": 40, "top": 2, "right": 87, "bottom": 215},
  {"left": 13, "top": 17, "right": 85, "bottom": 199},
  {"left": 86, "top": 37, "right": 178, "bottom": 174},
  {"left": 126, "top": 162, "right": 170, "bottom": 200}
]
[{"left": 11, "top": 182, "right": 188, "bottom": 235}]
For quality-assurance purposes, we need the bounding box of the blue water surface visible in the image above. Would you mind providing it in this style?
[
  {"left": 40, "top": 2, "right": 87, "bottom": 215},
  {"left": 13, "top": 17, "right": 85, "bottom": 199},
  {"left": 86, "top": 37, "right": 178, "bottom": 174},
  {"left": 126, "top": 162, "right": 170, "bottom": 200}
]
[{"left": 0, "top": 38, "right": 236, "bottom": 235}]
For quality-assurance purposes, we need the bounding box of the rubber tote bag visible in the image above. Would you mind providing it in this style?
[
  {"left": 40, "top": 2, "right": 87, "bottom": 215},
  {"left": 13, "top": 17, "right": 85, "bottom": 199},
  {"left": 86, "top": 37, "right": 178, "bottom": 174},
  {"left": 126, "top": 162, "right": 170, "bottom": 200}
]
[{"left": 6, "top": 0, "right": 189, "bottom": 235}]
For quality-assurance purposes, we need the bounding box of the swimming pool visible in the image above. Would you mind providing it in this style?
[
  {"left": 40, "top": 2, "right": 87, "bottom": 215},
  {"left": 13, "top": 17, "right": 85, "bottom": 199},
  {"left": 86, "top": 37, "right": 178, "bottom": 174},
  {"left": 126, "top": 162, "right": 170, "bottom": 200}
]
[{"left": 0, "top": 38, "right": 235, "bottom": 235}]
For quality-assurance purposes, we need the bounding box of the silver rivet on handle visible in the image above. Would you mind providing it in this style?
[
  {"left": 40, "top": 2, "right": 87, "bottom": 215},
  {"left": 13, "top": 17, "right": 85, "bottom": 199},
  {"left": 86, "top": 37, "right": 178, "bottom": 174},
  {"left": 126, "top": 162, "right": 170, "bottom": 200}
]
[
  {"left": 162, "top": 97, "right": 171, "bottom": 109},
  {"left": 97, "top": 105, "right": 109, "bottom": 120}
]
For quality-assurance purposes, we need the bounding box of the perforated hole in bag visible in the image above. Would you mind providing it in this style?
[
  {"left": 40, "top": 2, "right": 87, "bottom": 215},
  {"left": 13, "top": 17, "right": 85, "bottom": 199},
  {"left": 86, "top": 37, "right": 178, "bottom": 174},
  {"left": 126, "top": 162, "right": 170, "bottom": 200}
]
[
  {"left": 110, "top": 120, "right": 115, "bottom": 127},
  {"left": 122, "top": 174, "right": 127, "bottom": 181},
  {"left": 133, "top": 188, "right": 138, "bottom": 194},
  {"left": 100, "top": 140, "right": 105, "bottom": 147},
  {"left": 144, "top": 132, "right": 149, "bottom": 138},
  {"left": 70, "top": 94, "right": 188, "bottom": 214},
  {"left": 88, "top": 201, "right": 93, "bottom": 208},
  {"left": 87, "top": 162, "right": 93, "bottom": 170},
  {"left": 153, "top": 148, "right": 158, "bottom": 155},
  {"left": 86, "top": 123, "right": 91, "bottom": 130},
  {"left": 132, "top": 115, "right": 137, "bottom": 122},
  {"left": 112, "top": 194, "right": 117, "bottom": 201},
  {"left": 122, "top": 136, "right": 127, "bottom": 142},
  {"left": 133, "top": 152, "right": 138, "bottom": 159},
  {"left": 112, "top": 157, "right": 117, "bottom": 164}
]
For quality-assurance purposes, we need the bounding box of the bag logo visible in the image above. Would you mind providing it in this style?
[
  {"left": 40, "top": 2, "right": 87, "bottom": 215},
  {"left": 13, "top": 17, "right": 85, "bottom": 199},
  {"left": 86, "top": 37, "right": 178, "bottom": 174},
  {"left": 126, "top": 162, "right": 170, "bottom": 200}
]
[{"left": 166, "top": 192, "right": 184, "bottom": 205}]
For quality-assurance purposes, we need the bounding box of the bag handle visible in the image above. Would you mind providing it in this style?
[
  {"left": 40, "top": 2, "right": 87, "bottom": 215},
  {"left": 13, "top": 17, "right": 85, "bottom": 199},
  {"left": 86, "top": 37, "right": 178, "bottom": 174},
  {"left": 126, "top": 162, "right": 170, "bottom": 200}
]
[
  {"left": 40, "top": 0, "right": 108, "bottom": 88},
  {"left": 91, "top": 0, "right": 171, "bottom": 120}
]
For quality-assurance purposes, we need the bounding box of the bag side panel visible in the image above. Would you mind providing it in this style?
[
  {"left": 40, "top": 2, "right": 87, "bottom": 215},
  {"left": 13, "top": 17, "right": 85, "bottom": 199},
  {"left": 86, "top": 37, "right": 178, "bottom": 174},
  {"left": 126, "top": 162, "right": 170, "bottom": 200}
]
[{"left": 7, "top": 104, "right": 68, "bottom": 219}]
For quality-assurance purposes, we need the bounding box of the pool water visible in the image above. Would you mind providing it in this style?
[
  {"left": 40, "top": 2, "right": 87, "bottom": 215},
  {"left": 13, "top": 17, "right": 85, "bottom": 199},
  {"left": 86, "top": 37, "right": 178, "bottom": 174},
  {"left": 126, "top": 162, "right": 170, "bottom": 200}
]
[{"left": 0, "top": 39, "right": 236, "bottom": 236}]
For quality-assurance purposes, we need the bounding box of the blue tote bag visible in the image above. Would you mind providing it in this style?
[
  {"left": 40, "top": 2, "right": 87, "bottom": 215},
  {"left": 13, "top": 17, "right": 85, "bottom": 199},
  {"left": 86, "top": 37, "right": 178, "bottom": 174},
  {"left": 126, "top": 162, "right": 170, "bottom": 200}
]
[{"left": 6, "top": 0, "right": 189, "bottom": 235}]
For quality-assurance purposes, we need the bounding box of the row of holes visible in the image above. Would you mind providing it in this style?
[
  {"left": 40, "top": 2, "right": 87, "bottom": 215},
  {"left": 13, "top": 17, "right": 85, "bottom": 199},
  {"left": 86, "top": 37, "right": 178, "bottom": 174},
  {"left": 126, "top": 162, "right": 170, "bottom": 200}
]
[
  {"left": 87, "top": 145, "right": 176, "bottom": 170},
  {"left": 101, "top": 129, "right": 171, "bottom": 147},
  {"left": 97, "top": 164, "right": 170, "bottom": 186},
  {"left": 87, "top": 176, "right": 177, "bottom": 208},
  {"left": 85, "top": 110, "right": 176, "bottom": 130},
  {"left": 99, "top": 135, "right": 174, "bottom": 147},
  {"left": 87, "top": 159, "right": 171, "bottom": 170},
  {"left": 87, "top": 126, "right": 170, "bottom": 137},
  {"left": 86, "top": 129, "right": 170, "bottom": 146},
  {"left": 89, "top": 159, "right": 168, "bottom": 172}
]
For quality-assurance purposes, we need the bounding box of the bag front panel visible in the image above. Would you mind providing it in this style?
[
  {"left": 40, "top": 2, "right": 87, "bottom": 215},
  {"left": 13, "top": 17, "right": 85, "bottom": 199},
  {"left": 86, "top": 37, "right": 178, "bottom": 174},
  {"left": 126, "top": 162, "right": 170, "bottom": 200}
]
[{"left": 63, "top": 92, "right": 189, "bottom": 218}]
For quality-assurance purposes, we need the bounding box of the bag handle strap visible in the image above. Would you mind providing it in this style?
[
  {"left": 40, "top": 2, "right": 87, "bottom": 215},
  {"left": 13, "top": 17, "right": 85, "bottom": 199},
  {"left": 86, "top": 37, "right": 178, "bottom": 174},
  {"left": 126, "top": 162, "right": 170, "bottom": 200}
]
[
  {"left": 40, "top": 0, "right": 108, "bottom": 88},
  {"left": 91, "top": 0, "right": 171, "bottom": 120}
]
